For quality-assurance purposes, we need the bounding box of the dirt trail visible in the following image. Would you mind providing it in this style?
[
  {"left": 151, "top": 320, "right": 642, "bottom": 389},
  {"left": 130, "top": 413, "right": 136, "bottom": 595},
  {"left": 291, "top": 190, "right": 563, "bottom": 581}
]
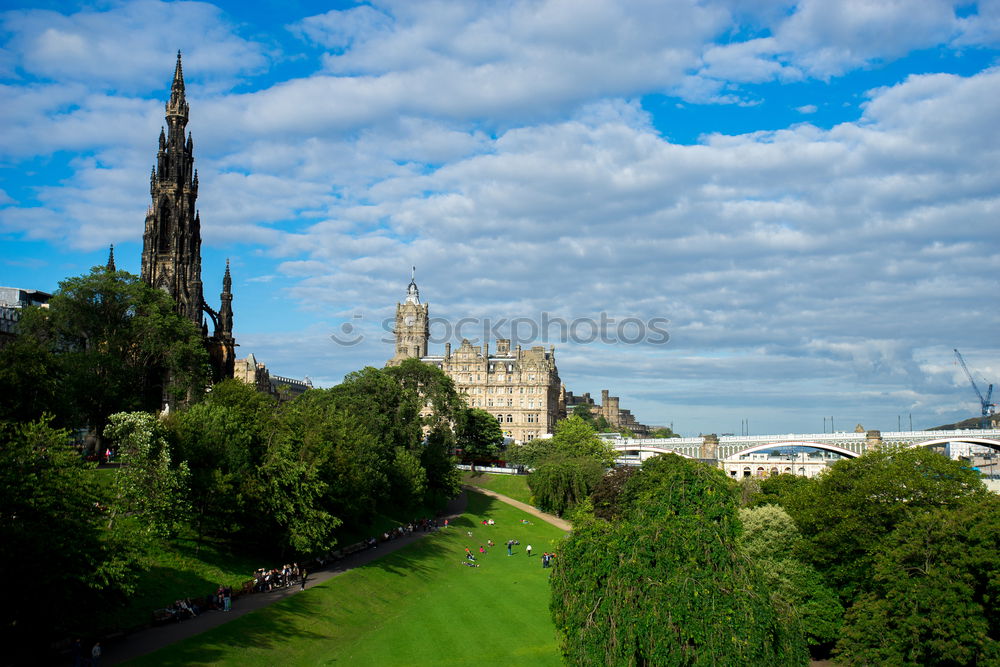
[{"left": 462, "top": 483, "right": 572, "bottom": 531}]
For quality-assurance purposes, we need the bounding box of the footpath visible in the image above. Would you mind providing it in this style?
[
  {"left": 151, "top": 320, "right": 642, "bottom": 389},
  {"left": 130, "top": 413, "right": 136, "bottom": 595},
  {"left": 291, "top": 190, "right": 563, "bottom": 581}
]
[
  {"left": 461, "top": 484, "right": 572, "bottom": 532},
  {"left": 106, "top": 492, "right": 469, "bottom": 665}
]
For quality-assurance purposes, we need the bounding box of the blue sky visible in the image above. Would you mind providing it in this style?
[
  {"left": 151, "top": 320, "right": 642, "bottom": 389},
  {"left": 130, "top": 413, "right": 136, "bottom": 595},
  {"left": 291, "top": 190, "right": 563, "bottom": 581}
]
[{"left": 1, "top": 0, "right": 999, "bottom": 435}]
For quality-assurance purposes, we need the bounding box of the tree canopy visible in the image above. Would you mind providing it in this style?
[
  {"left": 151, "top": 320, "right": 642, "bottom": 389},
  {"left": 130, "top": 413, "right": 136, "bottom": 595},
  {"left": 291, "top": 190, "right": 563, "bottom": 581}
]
[
  {"left": 782, "top": 445, "right": 987, "bottom": 601},
  {"left": 551, "top": 454, "right": 807, "bottom": 665},
  {"left": 508, "top": 415, "right": 615, "bottom": 469},
  {"left": 0, "top": 267, "right": 208, "bottom": 437},
  {"left": 835, "top": 495, "right": 1000, "bottom": 666}
]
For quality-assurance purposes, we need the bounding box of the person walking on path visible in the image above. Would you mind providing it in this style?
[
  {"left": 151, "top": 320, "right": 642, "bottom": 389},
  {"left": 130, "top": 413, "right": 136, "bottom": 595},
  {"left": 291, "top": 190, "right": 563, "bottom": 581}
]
[
  {"left": 92, "top": 642, "right": 102, "bottom": 666},
  {"left": 526, "top": 544, "right": 532, "bottom": 557},
  {"left": 300, "top": 569, "right": 308, "bottom": 590}
]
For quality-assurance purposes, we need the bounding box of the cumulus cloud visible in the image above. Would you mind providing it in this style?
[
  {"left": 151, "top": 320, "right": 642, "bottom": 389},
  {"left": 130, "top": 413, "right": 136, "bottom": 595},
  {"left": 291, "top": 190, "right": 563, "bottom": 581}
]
[
  {"left": 1, "top": 0, "right": 998, "bottom": 433},
  {"left": 0, "top": 0, "right": 267, "bottom": 90}
]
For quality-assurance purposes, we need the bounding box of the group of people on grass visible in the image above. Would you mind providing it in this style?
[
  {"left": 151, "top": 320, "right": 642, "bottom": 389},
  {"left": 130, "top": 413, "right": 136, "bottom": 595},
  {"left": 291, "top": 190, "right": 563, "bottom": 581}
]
[{"left": 458, "top": 516, "right": 556, "bottom": 568}]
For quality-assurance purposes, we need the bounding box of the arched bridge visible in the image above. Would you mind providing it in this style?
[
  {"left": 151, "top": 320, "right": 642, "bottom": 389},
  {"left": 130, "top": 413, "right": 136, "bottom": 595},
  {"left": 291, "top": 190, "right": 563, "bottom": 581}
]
[{"left": 609, "top": 429, "right": 1000, "bottom": 473}]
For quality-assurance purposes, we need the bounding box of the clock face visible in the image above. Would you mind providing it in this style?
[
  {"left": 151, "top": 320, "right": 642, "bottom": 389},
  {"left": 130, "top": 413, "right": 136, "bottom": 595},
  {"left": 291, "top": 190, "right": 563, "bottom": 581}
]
[{"left": 404, "top": 315, "right": 416, "bottom": 326}]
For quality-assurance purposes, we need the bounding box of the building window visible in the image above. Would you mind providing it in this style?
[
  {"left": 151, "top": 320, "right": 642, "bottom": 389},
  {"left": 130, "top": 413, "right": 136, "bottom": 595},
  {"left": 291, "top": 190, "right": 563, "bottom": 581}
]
[
  {"left": 506, "top": 414, "right": 513, "bottom": 423},
  {"left": 507, "top": 399, "right": 513, "bottom": 407},
  {"left": 496, "top": 415, "right": 503, "bottom": 423}
]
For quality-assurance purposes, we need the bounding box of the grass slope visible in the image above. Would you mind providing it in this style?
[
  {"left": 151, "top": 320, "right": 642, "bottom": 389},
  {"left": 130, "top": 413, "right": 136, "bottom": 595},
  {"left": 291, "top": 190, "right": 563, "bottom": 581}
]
[
  {"left": 128, "top": 491, "right": 566, "bottom": 666},
  {"left": 462, "top": 471, "right": 534, "bottom": 505}
]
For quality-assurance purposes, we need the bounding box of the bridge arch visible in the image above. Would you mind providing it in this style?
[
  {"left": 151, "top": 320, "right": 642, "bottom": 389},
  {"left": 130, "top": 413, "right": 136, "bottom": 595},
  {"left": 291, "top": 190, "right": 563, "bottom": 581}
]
[
  {"left": 904, "top": 437, "right": 1000, "bottom": 452},
  {"left": 612, "top": 443, "right": 694, "bottom": 462},
  {"left": 727, "top": 441, "right": 861, "bottom": 460}
]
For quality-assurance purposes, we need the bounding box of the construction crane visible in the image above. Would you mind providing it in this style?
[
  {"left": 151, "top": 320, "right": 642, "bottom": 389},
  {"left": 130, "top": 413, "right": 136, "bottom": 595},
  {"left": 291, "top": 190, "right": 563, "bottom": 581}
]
[{"left": 954, "top": 349, "right": 996, "bottom": 429}]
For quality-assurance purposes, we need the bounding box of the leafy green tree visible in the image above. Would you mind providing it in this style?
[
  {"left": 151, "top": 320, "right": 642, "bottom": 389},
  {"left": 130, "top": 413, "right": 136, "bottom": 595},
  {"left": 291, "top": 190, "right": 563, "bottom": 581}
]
[
  {"left": 254, "top": 433, "right": 341, "bottom": 555},
  {"left": 572, "top": 403, "right": 594, "bottom": 425},
  {"left": 527, "top": 456, "right": 605, "bottom": 516},
  {"left": 549, "top": 415, "right": 617, "bottom": 465},
  {"left": 508, "top": 415, "right": 616, "bottom": 468},
  {"left": 836, "top": 496, "right": 1000, "bottom": 666},
  {"left": 422, "top": 424, "right": 462, "bottom": 504},
  {"left": 593, "top": 415, "right": 612, "bottom": 432},
  {"left": 105, "top": 411, "right": 191, "bottom": 538},
  {"left": 738, "top": 505, "right": 844, "bottom": 652},
  {"left": 0, "top": 334, "right": 63, "bottom": 424},
  {"left": 384, "top": 358, "right": 463, "bottom": 428},
  {"left": 3, "top": 268, "right": 208, "bottom": 438},
  {"left": 551, "top": 454, "right": 807, "bottom": 665},
  {"left": 455, "top": 407, "right": 504, "bottom": 466},
  {"left": 783, "top": 446, "right": 987, "bottom": 601},
  {"left": 745, "top": 473, "right": 814, "bottom": 508},
  {"left": 589, "top": 465, "right": 637, "bottom": 520},
  {"left": 0, "top": 418, "right": 142, "bottom": 657},
  {"left": 169, "top": 379, "right": 280, "bottom": 539},
  {"left": 390, "top": 445, "right": 428, "bottom": 512}
]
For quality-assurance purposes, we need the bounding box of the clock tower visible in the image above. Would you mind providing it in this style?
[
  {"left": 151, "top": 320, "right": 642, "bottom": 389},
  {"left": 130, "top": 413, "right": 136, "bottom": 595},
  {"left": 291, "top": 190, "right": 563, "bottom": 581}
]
[{"left": 389, "top": 268, "right": 429, "bottom": 364}]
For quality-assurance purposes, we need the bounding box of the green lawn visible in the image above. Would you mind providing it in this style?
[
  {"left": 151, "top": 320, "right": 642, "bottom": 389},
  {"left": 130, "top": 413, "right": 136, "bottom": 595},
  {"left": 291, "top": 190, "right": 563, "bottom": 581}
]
[
  {"left": 128, "top": 491, "right": 567, "bottom": 666},
  {"left": 103, "top": 535, "right": 266, "bottom": 633},
  {"left": 462, "top": 471, "right": 534, "bottom": 505}
]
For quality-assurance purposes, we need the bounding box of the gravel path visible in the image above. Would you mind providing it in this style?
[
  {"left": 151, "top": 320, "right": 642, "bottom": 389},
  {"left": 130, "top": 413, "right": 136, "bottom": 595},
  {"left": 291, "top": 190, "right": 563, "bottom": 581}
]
[{"left": 461, "top": 484, "right": 573, "bottom": 532}]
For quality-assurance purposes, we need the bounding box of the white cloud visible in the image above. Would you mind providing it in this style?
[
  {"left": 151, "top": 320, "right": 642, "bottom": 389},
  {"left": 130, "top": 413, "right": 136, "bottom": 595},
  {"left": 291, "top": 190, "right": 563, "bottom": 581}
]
[
  {"left": 1, "top": 1, "right": 267, "bottom": 90},
  {"left": 2, "top": 0, "right": 998, "bottom": 432}
]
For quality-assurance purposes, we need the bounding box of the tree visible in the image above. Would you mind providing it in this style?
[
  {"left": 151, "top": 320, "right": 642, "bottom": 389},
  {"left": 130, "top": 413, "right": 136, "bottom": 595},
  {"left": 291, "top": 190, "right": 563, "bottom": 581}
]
[
  {"left": 168, "top": 379, "right": 280, "bottom": 540},
  {"left": 508, "top": 415, "right": 615, "bottom": 468},
  {"left": 455, "top": 407, "right": 504, "bottom": 466},
  {"left": 548, "top": 415, "right": 616, "bottom": 465},
  {"left": 745, "top": 473, "right": 813, "bottom": 508},
  {"left": 783, "top": 446, "right": 987, "bottom": 601},
  {"left": 588, "top": 465, "right": 637, "bottom": 520},
  {"left": 572, "top": 403, "right": 594, "bottom": 425},
  {"left": 3, "top": 267, "right": 208, "bottom": 438},
  {"left": 422, "top": 424, "right": 462, "bottom": 504},
  {"left": 527, "top": 456, "right": 605, "bottom": 516},
  {"left": 551, "top": 454, "right": 807, "bottom": 665},
  {"left": 0, "top": 418, "right": 142, "bottom": 658},
  {"left": 738, "top": 505, "right": 844, "bottom": 653},
  {"left": 105, "top": 411, "right": 191, "bottom": 538},
  {"left": 835, "top": 496, "right": 1000, "bottom": 666},
  {"left": 649, "top": 426, "right": 681, "bottom": 438}
]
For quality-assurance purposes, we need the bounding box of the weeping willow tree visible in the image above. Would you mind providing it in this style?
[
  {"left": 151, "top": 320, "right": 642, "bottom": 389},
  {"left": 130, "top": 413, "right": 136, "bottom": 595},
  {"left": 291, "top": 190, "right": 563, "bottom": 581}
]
[
  {"left": 550, "top": 454, "right": 808, "bottom": 666},
  {"left": 528, "top": 456, "right": 605, "bottom": 516}
]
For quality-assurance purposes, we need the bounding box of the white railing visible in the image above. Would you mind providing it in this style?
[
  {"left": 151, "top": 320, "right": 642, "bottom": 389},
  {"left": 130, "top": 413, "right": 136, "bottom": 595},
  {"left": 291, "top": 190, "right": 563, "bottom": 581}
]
[{"left": 456, "top": 464, "right": 524, "bottom": 475}]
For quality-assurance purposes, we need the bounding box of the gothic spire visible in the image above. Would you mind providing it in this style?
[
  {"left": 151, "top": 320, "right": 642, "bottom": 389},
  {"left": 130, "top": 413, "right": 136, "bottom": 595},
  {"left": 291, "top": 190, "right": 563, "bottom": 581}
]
[
  {"left": 165, "top": 50, "right": 189, "bottom": 123},
  {"left": 216, "top": 258, "right": 234, "bottom": 341},
  {"left": 106, "top": 244, "right": 116, "bottom": 272}
]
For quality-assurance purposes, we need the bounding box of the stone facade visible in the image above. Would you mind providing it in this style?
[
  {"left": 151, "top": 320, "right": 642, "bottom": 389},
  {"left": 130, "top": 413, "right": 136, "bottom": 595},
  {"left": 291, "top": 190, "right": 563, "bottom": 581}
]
[
  {"left": 140, "top": 52, "right": 235, "bottom": 383},
  {"left": 563, "top": 388, "right": 650, "bottom": 436},
  {"left": 234, "top": 352, "right": 313, "bottom": 402},
  {"left": 386, "top": 276, "right": 564, "bottom": 442}
]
